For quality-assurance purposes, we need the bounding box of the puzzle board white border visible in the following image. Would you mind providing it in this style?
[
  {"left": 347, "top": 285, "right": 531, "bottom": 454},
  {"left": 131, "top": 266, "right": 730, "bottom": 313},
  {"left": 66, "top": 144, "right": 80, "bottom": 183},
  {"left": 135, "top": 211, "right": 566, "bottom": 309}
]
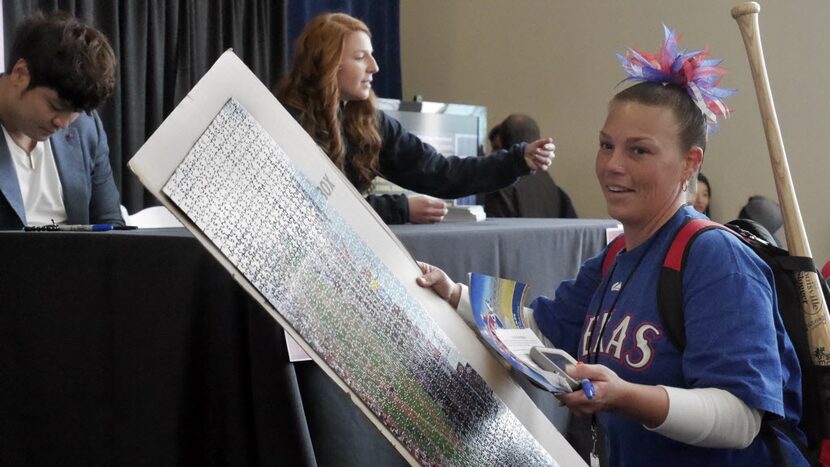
[{"left": 128, "top": 50, "right": 583, "bottom": 467}]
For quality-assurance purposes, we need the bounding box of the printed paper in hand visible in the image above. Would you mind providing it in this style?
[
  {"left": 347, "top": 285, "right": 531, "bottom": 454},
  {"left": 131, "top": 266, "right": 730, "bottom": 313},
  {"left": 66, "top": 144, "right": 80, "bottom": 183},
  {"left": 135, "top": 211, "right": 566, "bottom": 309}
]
[{"left": 470, "top": 272, "right": 578, "bottom": 393}]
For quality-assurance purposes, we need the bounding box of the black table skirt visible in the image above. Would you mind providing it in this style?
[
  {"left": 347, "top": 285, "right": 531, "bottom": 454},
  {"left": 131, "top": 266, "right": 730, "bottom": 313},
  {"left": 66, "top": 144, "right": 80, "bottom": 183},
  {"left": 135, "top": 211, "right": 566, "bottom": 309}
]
[
  {"left": 0, "top": 230, "right": 315, "bottom": 466},
  {"left": 0, "top": 218, "right": 615, "bottom": 466}
]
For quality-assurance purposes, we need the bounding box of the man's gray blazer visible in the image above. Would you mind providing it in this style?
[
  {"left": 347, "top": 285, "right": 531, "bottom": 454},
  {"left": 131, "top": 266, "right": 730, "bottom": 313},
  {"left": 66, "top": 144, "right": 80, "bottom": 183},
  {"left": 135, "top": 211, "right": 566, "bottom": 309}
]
[{"left": 0, "top": 111, "right": 123, "bottom": 230}]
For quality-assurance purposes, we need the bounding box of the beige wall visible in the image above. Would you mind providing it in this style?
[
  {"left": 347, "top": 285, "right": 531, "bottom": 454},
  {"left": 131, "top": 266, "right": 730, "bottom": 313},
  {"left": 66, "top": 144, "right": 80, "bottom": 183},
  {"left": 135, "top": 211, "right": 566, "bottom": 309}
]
[{"left": 400, "top": 0, "right": 830, "bottom": 263}]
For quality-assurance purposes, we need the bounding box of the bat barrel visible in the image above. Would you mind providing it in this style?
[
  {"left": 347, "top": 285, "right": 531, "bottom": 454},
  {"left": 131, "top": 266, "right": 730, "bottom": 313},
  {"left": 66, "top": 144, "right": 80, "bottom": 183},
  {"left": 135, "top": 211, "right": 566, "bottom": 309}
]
[{"left": 732, "top": 2, "right": 830, "bottom": 367}]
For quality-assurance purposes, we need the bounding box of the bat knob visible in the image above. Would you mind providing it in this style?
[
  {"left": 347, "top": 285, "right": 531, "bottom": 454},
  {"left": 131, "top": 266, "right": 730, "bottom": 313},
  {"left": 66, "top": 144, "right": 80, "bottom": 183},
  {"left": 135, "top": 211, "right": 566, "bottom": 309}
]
[{"left": 731, "top": 2, "right": 761, "bottom": 19}]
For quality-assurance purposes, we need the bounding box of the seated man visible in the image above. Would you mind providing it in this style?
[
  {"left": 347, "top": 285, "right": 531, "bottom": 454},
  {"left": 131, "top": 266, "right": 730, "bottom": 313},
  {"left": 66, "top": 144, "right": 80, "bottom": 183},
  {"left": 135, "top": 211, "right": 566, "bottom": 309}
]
[
  {"left": 0, "top": 12, "right": 123, "bottom": 230},
  {"left": 484, "top": 114, "right": 577, "bottom": 218}
]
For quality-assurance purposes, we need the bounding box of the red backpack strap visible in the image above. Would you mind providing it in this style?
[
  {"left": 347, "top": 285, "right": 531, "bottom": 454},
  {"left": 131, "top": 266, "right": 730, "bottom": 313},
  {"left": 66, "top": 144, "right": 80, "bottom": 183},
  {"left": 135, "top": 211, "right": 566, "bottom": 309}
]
[
  {"left": 602, "top": 234, "right": 627, "bottom": 278},
  {"left": 663, "top": 219, "right": 723, "bottom": 272},
  {"left": 658, "top": 218, "right": 729, "bottom": 350}
]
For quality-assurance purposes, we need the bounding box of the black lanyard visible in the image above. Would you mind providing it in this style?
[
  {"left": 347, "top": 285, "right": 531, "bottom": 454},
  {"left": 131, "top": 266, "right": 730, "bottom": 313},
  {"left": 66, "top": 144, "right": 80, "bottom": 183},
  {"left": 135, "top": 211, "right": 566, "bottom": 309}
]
[{"left": 586, "top": 234, "right": 657, "bottom": 364}]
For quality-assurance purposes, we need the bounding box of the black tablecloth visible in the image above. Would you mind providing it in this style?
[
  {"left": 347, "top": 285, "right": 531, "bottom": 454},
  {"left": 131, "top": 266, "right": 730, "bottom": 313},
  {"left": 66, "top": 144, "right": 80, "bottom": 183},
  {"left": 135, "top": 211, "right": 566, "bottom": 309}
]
[
  {"left": 0, "top": 218, "right": 616, "bottom": 466},
  {"left": 0, "top": 229, "right": 315, "bottom": 466}
]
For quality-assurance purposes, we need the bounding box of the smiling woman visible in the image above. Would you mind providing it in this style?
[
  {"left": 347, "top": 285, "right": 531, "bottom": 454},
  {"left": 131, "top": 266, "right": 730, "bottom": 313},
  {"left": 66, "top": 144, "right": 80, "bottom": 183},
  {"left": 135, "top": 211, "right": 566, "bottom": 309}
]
[
  {"left": 275, "top": 12, "right": 555, "bottom": 225},
  {"left": 596, "top": 83, "right": 705, "bottom": 248},
  {"left": 418, "top": 25, "right": 809, "bottom": 467}
]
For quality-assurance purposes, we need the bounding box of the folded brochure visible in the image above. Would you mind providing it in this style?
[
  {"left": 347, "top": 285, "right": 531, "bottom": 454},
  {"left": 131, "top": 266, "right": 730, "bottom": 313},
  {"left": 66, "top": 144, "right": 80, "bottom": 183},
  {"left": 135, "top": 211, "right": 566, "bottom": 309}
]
[{"left": 469, "top": 272, "right": 580, "bottom": 393}]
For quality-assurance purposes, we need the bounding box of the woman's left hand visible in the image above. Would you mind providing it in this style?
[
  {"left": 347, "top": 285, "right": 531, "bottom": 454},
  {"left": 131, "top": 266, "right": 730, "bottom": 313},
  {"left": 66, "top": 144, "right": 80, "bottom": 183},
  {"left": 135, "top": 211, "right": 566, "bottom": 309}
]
[
  {"left": 555, "top": 363, "right": 669, "bottom": 427},
  {"left": 555, "top": 363, "right": 624, "bottom": 415},
  {"left": 408, "top": 195, "right": 447, "bottom": 224},
  {"left": 523, "top": 137, "right": 555, "bottom": 171}
]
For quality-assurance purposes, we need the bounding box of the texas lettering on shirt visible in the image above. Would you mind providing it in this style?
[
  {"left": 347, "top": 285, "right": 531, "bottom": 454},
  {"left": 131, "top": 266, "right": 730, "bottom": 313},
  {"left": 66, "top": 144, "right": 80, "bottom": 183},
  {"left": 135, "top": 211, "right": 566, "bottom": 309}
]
[{"left": 579, "top": 310, "right": 664, "bottom": 370}]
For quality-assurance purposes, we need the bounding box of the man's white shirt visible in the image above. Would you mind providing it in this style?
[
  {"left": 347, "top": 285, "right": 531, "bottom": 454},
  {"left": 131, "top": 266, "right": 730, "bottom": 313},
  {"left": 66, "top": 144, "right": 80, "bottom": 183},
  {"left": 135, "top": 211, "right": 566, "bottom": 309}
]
[{"left": 2, "top": 125, "right": 67, "bottom": 225}]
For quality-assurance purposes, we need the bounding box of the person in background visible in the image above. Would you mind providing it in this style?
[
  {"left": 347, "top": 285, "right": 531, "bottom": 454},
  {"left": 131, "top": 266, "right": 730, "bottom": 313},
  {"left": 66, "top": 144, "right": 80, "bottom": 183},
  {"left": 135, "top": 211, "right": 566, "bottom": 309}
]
[
  {"left": 488, "top": 123, "right": 502, "bottom": 152},
  {"left": 484, "top": 113, "right": 577, "bottom": 218},
  {"left": 418, "top": 26, "right": 806, "bottom": 466},
  {"left": 0, "top": 12, "right": 123, "bottom": 230},
  {"left": 693, "top": 172, "right": 711, "bottom": 216},
  {"left": 275, "top": 13, "right": 555, "bottom": 224}
]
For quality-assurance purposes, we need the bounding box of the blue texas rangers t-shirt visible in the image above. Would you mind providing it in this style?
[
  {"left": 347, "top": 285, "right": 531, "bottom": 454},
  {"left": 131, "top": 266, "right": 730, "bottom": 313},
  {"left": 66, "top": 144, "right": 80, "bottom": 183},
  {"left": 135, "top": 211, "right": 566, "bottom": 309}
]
[{"left": 532, "top": 205, "right": 806, "bottom": 466}]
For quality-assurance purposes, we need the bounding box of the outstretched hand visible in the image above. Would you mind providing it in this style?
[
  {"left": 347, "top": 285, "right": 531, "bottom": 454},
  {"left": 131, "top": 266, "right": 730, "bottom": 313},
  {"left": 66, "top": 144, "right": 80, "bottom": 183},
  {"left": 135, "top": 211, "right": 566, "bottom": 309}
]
[
  {"left": 416, "top": 261, "right": 462, "bottom": 309},
  {"left": 523, "top": 137, "right": 555, "bottom": 172},
  {"left": 408, "top": 195, "right": 447, "bottom": 224}
]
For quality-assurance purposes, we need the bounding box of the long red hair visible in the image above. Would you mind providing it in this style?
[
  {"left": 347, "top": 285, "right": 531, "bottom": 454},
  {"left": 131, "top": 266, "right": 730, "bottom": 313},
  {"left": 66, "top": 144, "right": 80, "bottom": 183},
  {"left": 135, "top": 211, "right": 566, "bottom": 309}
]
[{"left": 276, "top": 13, "right": 382, "bottom": 192}]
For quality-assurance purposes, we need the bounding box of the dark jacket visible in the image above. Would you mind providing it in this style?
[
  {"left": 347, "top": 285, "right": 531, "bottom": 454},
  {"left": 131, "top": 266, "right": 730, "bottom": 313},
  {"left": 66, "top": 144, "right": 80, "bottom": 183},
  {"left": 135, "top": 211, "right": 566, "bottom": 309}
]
[
  {"left": 0, "top": 111, "right": 123, "bottom": 230},
  {"left": 288, "top": 106, "right": 531, "bottom": 223},
  {"left": 484, "top": 172, "right": 577, "bottom": 219}
]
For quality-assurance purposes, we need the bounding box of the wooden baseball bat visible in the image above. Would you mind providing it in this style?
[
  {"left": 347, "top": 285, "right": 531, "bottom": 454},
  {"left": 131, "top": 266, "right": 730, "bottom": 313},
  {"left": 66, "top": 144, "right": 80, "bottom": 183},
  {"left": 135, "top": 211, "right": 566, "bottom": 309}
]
[{"left": 732, "top": 2, "right": 830, "bottom": 366}]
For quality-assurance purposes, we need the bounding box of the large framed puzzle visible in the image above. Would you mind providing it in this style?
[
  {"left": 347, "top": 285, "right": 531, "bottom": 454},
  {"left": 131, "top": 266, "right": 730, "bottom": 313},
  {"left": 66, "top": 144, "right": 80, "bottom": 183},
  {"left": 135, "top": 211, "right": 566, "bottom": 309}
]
[{"left": 128, "top": 51, "right": 584, "bottom": 467}]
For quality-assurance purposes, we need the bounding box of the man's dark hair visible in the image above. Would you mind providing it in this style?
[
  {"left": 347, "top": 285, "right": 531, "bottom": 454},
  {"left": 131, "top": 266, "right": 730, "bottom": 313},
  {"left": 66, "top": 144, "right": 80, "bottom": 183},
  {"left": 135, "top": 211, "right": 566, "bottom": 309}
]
[
  {"left": 8, "top": 12, "right": 116, "bottom": 112},
  {"left": 499, "top": 114, "right": 540, "bottom": 148},
  {"left": 488, "top": 123, "right": 501, "bottom": 145}
]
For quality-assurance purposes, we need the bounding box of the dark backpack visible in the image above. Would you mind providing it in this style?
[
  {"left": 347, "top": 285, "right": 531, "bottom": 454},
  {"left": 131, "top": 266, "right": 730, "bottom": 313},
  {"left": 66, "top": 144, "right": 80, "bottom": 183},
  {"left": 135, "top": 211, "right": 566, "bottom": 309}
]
[{"left": 602, "top": 218, "right": 830, "bottom": 466}]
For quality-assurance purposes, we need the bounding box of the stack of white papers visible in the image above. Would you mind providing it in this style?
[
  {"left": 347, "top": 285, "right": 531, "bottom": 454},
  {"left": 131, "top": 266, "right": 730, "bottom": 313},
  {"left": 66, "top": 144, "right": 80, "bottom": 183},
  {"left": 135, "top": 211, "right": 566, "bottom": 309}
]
[{"left": 443, "top": 205, "right": 486, "bottom": 223}]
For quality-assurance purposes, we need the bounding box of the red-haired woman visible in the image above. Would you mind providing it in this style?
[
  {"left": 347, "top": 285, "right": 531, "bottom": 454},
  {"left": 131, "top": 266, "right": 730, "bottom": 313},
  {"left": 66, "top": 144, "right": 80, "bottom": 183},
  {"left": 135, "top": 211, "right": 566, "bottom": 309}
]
[{"left": 276, "top": 13, "right": 554, "bottom": 224}]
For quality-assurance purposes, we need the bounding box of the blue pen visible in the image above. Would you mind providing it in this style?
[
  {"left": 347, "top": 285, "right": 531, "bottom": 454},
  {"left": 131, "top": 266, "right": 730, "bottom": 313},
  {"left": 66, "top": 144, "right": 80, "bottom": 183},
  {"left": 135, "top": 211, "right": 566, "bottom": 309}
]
[
  {"left": 25, "top": 223, "right": 115, "bottom": 232},
  {"left": 57, "top": 224, "right": 114, "bottom": 231},
  {"left": 581, "top": 379, "right": 596, "bottom": 400}
]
